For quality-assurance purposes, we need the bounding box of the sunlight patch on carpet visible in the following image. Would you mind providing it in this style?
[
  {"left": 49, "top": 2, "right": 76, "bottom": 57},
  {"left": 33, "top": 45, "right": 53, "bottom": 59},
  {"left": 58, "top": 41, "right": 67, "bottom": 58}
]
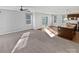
[{"left": 44, "top": 28, "right": 55, "bottom": 37}]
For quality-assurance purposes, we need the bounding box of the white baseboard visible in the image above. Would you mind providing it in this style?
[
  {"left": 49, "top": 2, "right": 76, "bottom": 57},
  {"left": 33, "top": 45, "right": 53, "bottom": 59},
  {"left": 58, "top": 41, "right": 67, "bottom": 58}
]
[{"left": 0, "top": 26, "right": 32, "bottom": 35}]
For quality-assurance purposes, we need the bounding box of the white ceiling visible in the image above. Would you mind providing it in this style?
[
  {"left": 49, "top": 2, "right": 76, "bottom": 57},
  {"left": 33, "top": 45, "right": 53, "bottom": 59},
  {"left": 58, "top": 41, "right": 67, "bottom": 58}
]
[{"left": 0, "top": 6, "right": 79, "bottom": 14}]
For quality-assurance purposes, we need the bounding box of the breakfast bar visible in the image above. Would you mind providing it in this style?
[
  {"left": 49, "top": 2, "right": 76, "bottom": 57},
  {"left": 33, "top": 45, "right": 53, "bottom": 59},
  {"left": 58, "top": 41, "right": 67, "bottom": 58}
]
[{"left": 58, "top": 24, "right": 76, "bottom": 40}]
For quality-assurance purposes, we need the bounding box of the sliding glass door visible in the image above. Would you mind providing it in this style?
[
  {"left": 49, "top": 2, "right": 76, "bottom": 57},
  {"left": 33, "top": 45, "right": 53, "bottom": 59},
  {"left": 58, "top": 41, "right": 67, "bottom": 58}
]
[
  {"left": 42, "top": 16, "right": 48, "bottom": 28},
  {"left": 52, "top": 15, "right": 65, "bottom": 27}
]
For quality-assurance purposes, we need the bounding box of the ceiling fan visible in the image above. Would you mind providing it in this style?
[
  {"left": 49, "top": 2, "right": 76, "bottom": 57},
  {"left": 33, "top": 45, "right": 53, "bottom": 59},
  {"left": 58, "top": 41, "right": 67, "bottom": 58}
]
[{"left": 19, "top": 6, "right": 31, "bottom": 12}]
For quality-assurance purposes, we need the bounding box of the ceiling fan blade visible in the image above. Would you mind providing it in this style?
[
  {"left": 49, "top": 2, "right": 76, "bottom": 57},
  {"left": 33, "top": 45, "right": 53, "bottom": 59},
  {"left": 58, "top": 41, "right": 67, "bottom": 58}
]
[
  {"left": 23, "top": 9, "right": 28, "bottom": 11},
  {"left": 21, "top": 9, "right": 31, "bottom": 12}
]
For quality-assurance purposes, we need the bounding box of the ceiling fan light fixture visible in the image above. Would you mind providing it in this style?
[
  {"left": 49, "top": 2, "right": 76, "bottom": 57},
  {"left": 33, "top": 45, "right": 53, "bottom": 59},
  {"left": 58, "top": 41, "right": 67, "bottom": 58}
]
[
  {"left": 19, "top": 6, "right": 31, "bottom": 12},
  {"left": 20, "top": 6, "right": 24, "bottom": 11}
]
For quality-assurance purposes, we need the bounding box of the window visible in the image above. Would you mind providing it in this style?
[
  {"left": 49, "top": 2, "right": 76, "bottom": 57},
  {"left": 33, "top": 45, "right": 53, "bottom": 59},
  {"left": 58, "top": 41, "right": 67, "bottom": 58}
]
[
  {"left": 26, "top": 14, "right": 31, "bottom": 24},
  {"left": 62, "top": 15, "right": 65, "bottom": 23}
]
